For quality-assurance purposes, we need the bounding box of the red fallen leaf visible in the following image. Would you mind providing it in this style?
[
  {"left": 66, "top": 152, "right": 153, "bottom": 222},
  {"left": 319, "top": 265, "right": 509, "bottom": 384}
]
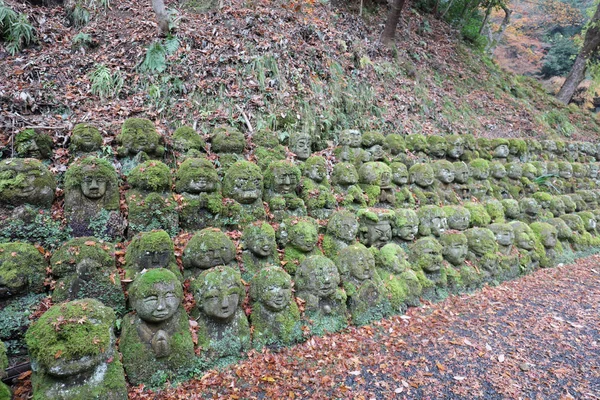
[
  {"left": 436, "top": 361, "right": 446, "bottom": 372},
  {"left": 54, "top": 350, "right": 63, "bottom": 359},
  {"left": 18, "top": 370, "right": 31, "bottom": 380}
]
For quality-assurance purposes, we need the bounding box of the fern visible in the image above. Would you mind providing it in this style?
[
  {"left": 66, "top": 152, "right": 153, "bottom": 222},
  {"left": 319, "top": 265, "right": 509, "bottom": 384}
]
[
  {"left": 88, "top": 64, "right": 123, "bottom": 100},
  {"left": 0, "top": 2, "right": 35, "bottom": 55},
  {"left": 140, "top": 41, "right": 167, "bottom": 74},
  {"left": 69, "top": 3, "right": 90, "bottom": 28},
  {"left": 72, "top": 32, "right": 92, "bottom": 47}
]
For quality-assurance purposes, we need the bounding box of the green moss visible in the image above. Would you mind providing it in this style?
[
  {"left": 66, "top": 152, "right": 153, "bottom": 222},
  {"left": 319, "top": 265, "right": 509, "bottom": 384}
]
[
  {"left": 0, "top": 242, "right": 46, "bottom": 296},
  {"left": 128, "top": 160, "right": 171, "bottom": 192},
  {"left": 117, "top": 118, "right": 164, "bottom": 158},
  {"left": 129, "top": 268, "right": 183, "bottom": 304},
  {"left": 15, "top": 129, "right": 53, "bottom": 159},
  {"left": 124, "top": 230, "right": 179, "bottom": 280},
  {"left": 469, "top": 159, "right": 490, "bottom": 179},
  {"left": 405, "top": 134, "right": 427, "bottom": 152},
  {"left": 182, "top": 228, "right": 236, "bottom": 275},
  {"left": 172, "top": 126, "right": 206, "bottom": 153},
  {"left": 127, "top": 191, "right": 179, "bottom": 237},
  {"left": 64, "top": 156, "right": 119, "bottom": 209},
  {"left": 384, "top": 134, "right": 406, "bottom": 155},
  {"left": 508, "top": 139, "right": 527, "bottom": 156},
  {"left": 464, "top": 202, "right": 491, "bottom": 227},
  {"left": 0, "top": 158, "right": 56, "bottom": 208},
  {"left": 50, "top": 237, "right": 113, "bottom": 274},
  {"left": 70, "top": 123, "right": 103, "bottom": 154},
  {"left": 175, "top": 158, "right": 218, "bottom": 193},
  {"left": 484, "top": 199, "right": 505, "bottom": 223},
  {"left": 210, "top": 125, "right": 245, "bottom": 153}
]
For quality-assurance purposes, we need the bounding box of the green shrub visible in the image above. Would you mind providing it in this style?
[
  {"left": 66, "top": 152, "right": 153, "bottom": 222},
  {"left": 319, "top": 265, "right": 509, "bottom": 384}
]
[
  {"left": 541, "top": 35, "right": 578, "bottom": 78},
  {"left": 0, "top": 1, "right": 35, "bottom": 55},
  {"left": 88, "top": 64, "right": 123, "bottom": 100}
]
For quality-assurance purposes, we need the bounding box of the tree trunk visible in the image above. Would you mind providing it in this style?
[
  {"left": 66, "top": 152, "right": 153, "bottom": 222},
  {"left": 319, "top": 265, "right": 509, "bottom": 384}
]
[
  {"left": 381, "top": 0, "right": 407, "bottom": 46},
  {"left": 557, "top": 3, "right": 600, "bottom": 104},
  {"left": 486, "top": 3, "right": 512, "bottom": 54},
  {"left": 479, "top": 3, "right": 493, "bottom": 35},
  {"left": 151, "top": 0, "right": 170, "bottom": 36}
]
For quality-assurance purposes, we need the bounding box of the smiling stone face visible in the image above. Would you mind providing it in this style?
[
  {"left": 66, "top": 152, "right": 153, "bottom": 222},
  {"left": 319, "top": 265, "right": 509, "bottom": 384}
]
[
  {"left": 175, "top": 158, "right": 219, "bottom": 194},
  {"left": 489, "top": 223, "right": 514, "bottom": 247},
  {"left": 183, "top": 229, "right": 236, "bottom": 270},
  {"left": 194, "top": 266, "right": 244, "bottom": 321},
  {"left": 327, "top": 210, "right": 359, "bottom": 243},
  {"left": 409, "top": 163, "right": 435, "bottom": 187},
  {"left": 359, "top": 213, "right": 393, "bottom": 248},
  {"left": 453, "top": 162, "right": 470, "bottom": 184},
  {"left": 223, "top": 161, "right": 263, "bottom": 204},
  {"left": 443, "top": 206, "right": 471, "bottom": 231},
  {"left": 393, "top": 209, "right": 419, "bottom": 241},
  {"left": 134, "top": 280, "right": 180, "bottom": 323},
  {"left": 0, "top": 158, "right": 56, "bottom": 208},
  {"left": 296, "top": 255, "right": 341, "bottom": 299},
  {"left": 118, "top": 118, "right": 163, "bottom": 157},
  {"left": 255, "top": 267, "right": 293, "bottom": 312},
  {"left": 440, "top": 232, "right": 468, "bottom": 266}
]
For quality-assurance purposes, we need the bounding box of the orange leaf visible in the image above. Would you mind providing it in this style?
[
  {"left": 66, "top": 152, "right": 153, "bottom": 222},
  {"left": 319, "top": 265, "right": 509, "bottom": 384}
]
[
  {"left": 54, "top": 350, "right": 63, "bottom": 359},
  {"left": 84, "top": 241, "right": 96, "bottom": 246}
]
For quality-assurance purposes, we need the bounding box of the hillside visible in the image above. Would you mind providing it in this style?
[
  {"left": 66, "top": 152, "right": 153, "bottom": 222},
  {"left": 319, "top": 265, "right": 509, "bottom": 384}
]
[{"left": 2, "top": 0, "right": 600, "bottom": 163}]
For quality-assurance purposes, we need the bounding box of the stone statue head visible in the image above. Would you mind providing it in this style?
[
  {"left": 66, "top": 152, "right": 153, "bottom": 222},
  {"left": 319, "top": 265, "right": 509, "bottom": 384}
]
[
  {"left": 359, "top": 162, "right": 392, "bottom": 187},
  {"left": 577, "top": 211, "right": 597, "bottom": 232},
  {"left": 546, "top": 162, "right": 559, "bottom": 176},
  {"left": 491, "top": 139, "right": 510, "bottom": 159},
  {"left": 175, "top": 158, "right": 219, "bottom": 194},
  {"left": 128, "top": 160, "right": 171, "bottom": 192},
  {"left": 489, "top": 223, "right": 514, "bottom": 247},
  {"left": 443, "top": 206, "right": 471, "bottom": 231},
  {"left": 433, "top": 160, "right": 455, "bottom": 184},
  {"left": 302, "top": 156, "right": 327, "bottom": 183},
  {"left": 126, "top": 230, "right": 175, "bottom": 272},
  {"left": 578, "top": 190, "right": 598, "bottom": 210},
  {"left": 519, "top": 198, "right": 541, "bottom": 219},
  {"left": 129, "top": 269, "right": 182, "bottom": 324},
  {"left": 183, "top": 228, "right": 236, "bottom": 270},
  {"left": 549, "top": 196, "right": 566, "bottom": 217},
  {"left": 490, "top": 162, "right": 507, "bottom": 180},
  {"left": 332, "top": 162, "right": 359, "bottom": 186},
  {"left": 375, "top": 243, "right": 409, "bottom": 274},
  {"left": 453, "top": 161, "right": 470, "bottom": 184},
  {"left": 0, "top": 242, "right": 46, "bottom": 299},
  {"left": 465, "top": 227, "right": 498, "bottom": 256},
  {"left": 289, "top": 132, "right": 312, "bottom": 160},
  {"left": 439, "top": 232, "right": 468, "bottom": 266},
  {"left": 509, "top": 139, "right": 527, "bottom": 159},
  {"left": 0, "top": 158, "right": 56, "bottom": 208},
  {"left": 171, "top": 126, "right": 206, "bottom": 154},
  {"left": 64, "top": 157, "right": 118, "bottom": 203},
  {"left": 223, "top": 161, "right": 263, "bottom": 204},
  {"left": 295, "top": 255, "right": 340, "bottom": 299},
  {"left": 362, "top": 132, "right": 386, "bottom": 161},
  {"left": 548, "top": 217, "right": 573, "bottom": 241},
  {"left": 288, "top": 219, "right": 319, "bottom": 252},
  {"left": 393, "top": 208, "right": 419, "bottom": 241},
  {"left": 427, "top": 136, "right": 447, "bottom": 159},
  {"left": 336, "top": 243, "right": 375, "bottom": 282},
  {"left": 15, "top": 129, "right": 52, "bottom": 159},
  {"left": 501, "top": 199, "right": 520, "bottom": 220},
  {"left": 384, "top": 134, "right": 406, "bottom": 155},
  {"left": 530, "top": 222, "right": 558, "bottom": 249},
  {"left": 417, "top": 205, "right": 448, "bottom": 237},
  {"left": 327, "top": 210, "right": 359, "bottom": 243},
  {"left": 589, "top": 163, "right": 599, "bottom": 179},
  {"left": 210, "top": 126, "right": 245, "bottom": 154},
  {"left": 250, "top": 266, "right": 293, "bottom": 312},
  {"left": 117, "top": 118, "right": 164, "bottom": 157},
  {"left": 390, "top": 162, "right": 409, "bottom": 185},
  {"left": 409, "top": 163, "right": 435, "bottom": 187},
  {"left": 338, "top": 129, "right": 362, "bottom": 148},
  {"left": 70, "top": 123, "right": 103, "bottom": 154},
  {"left": 409, "top": 237, "right": 443, "bottom": 273},
  {"left": 358, "top": 209, "right": 394, "bottom": 248},
  {"left": 469, "top": 159, "right": 490, "bottom": 180},
  {"left": 265, "top": 160, "right": 301, "bottom": 195},
  {"left": 558, "top": 162, "right": 573, "bottom": 179},
  {"left": 192, "top": 266, "right": 244, "bottom": 321},
  {"left": 522, "top": 163, "right": 537, "bottom": 180},
  {"left": 446, "top": 135, "right": 465, "bottom": 159},
  {"left": 405, "top": 134, "right": 428, "bottom": 154},
  {"left": 242, "top": 222, "right": 277, "bottom": 258},
  {"left": 559, "top": 195, "right": 577, "bottom": 214},
  {"left": 505, "top": 163, "right": 522, "bottom": 180}
]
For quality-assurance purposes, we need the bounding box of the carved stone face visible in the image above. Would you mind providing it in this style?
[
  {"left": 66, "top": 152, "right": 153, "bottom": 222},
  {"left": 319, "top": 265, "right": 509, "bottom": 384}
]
[
  {"left": 299, "top": 257, "right": 341, "bottom": 298},
  {"left": 367, "top": 144, "right": 385, "bottom": 161},
  {"left": 446, "top": 208, "right": 470, "bottom": 231},
  {"left": 81, "top": 172, "right": 107, "bottom": 200},
  {"left": 447, "top": 138, "right": 464, "bottom": 159},
  {"left": 441, "top": 237, "right": 468, "bottom": 266},
  {"left": 339, "top": 130, "right": 362, "bottom": 148},
  {"left": 437, "top": 165, "right": 455, "bottom": 184},
  {"left": 413, "top": 239, "right": 443, "bottom": 273},
  {"left": 135, "top": 281, "right": 180, "bottom": 323},
  {"left": 492, "top": 226, "right": 514, "bottom": 247},
  {"left": 349, "top": 251, "right": 375, "bottom": 282},
  {"left": 453, "top": 162, "right": 470, "bottom": 184},
  {"left": 559, "top": 163, "right": 573, "bottom": 179},
  {"left": 0, "top": 160, "right": 56, "bottom": 208},
  {"left": 290, "top": 221, "right": 318, "bottom": 252},
  {"left": 410, "top": 164, "right": 435, "bottom": 187},
  {"left": 520, "top": 198, "right": 540, "bottom": 217},
  {"left": 290, "top": 133, "right": 312, "bottom": 160},
  {"left": 540, "top": 230, "right": 557, "bottom": 248},
  {"left": 72, "top": 127, "right": 101, "bottom": 152},
  {"left": 590, "top": 164, "right": 599, "bottom": 179},
  {"left": 304, "top": 161, "right": 326, "bottom": 183},
  {"left": 465, "top": 228, "right": 497, "bottom": 256},
  {"left": 261, "top": 277, "right": 292, "bottom": 312},
  {"left": 391, "top": 163, "right": 409, "bottom": 185},
  {"left": 491, "top": 163, "right": 507, "bottom": 179},
  {"left": 394, "top": 212, "right": 419, "bottom": 241},
  {"left": 138, "top": 245, "right": 172, "bottom": 270},
  {"left": 360, "top": 220, "right": 392, "bottom": 248},
  {"left": 247, "top": 231, "right": 276, "bottom": 257},
  {"left": 274, "top": 169, "right": 299, "bottom": 194},
  {"left": 429, "top": 216, "right": 447, "bottom": 236},
  {"left": 327, "top": 211, "right": 359, "bottom": 243},
  {"left": 232, "top": 176, "right": 262, "bottom": 203},
  {"left": 515, "top": 231, "right": 534, "bottom": 250},
  {"left": 200, "top": 281, "right": 240, "bottom": 320},
  {"left": 493, "top": 144, "right": 509, "bottom": 158}
]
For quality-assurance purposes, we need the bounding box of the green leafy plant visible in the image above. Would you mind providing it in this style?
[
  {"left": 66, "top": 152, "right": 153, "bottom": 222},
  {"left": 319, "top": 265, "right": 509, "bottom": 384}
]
[
  {"left": 0, "top": 1, "right": 36, "bottom": 55},
  {"left": 88, "top": 64, "right": 124, "bottom": 100},
  {"left": 67, "top": 0, "right": 109, "bottom": 28},
  {"left": 140, "top": 37, "right": 179, "bottom": 74},
  {"left": 72, "top": 32, "right": 92, "bottom": 47}
]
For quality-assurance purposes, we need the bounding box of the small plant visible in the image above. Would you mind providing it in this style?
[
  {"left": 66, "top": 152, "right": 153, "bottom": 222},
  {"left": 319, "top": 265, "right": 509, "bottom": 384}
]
[
  {"left": 67, "top": 0, "right": 109, "bottom": 28},
  {"left": 72, "top": 32, "right": 92, "bottom": 48},
  {"left": 88, "top": 64, "right": 123, "bottom": 100},
  {"left": 140, "top": 37, "right": 179, "bottom": 74},
  {"left": 0, "top": 1, "right": 36, "bottom": 55}
]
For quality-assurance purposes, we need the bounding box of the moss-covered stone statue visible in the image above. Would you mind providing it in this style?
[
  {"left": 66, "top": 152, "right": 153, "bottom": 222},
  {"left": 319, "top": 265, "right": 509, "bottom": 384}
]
[
  {"left": 509, "top": 221, "right": 543, "bottom": 273},
  {"left": 417, "top": 205, "right": 448, "bottom": 237},
  {"left": 336, "top": 244, "right": 391, "bottom": 326},
  {"left": 331, "top": 162, "right": 367, "bottom": 208},
  {"left": 439, "top": 232, "right": 468, "bottom": 266},
  {"left": 289, "top": 131, "right": 312, "bottom": 161},
  {"left": 322, "top": 210, "right": 359, "bottom": 261},
  {"left": 222, "top": 160, "right": 266, "bottom": 225},
  {"left": 253, "top": 129, "right": 286, "bottom": 171},
  {"left": 488, "top": 223, "right": 519, "bottom": 280},
  {"left": 357, "top": 208, "right": 395, "bottom": 249},
  {"left": 209, "top": 125, "right": 245, "bottom": 171},
  {"left": 452, "top": 161, "right": 471, "bottom": 201},
  {"left": 282, "top": 217, "right": 321, "bottom": 274},
  {"left": 408, "top": 163, "right": 440, "bottom": 205},
  {"left": 249, "top": 266, "right": 302, "bottom": 349},
  {"left": 548, "top": 217, "right": 574, "bottom": 251},
  {"left": 518, "top": 197, "right": 541, "bottom": 224},
  {"left": 372, "top": 243, "right": 422, "bottom": 308},
  {"left": 390, "top": 162, "right": 416, "bottom": 208},
  {"left": 0, "top": 340, "right": 10, "bottom": 399},
  {"left": 578, "top": 190, "right": 598, "bottom": 211},
  {"left": 433, "top": 160, "right": 459, "bottom": 204},
  {"left": 15, "top": 129, "right": 52, "bottom": 159},
  {"left": 120, "top": 269, "right": 194, "bottom": 386},
  {"left": 446, "top": 135, "right": 464, "bottom": 160},
  {"left": 392, "top": 208, "right": 420, "bottom": 243},
  {"left": 384, "top": 134, "right": 406, "bottom": 156},
  {"left": 264, "top": 160, "right": 306, "bottom": 221},
  {"left": 405, "top": 134, "right": 429, "bottom": 161},
  {"left": 124, "top": 230, "right": 181, "bottom": 281},
  {"left": 464, "top": 227, "right": 499, "bottom": 283},
  {"left": 426, "top": 135, "right": 447, "bottom": 159},
  {"left": 530, "top": 222, "right": 559, "bottom": 268},
  {"left": 171, "top": 125, "right": 206, "bottom": 158},
  {"left": 501, "top": 199, "right": 521, "bottom": 221},
  {"left": 438, "top": 232, "right": 480, "bottom": 291},
  {"left": 182, "top": 228, "right": 237, "bottom": 279},
  {"left": 64, "top": 157, "right": 124, "bottom": 239},
  {"left": 295, "top": 255, "right": 348, "bottom": 335},
  {"left": 358, "top": 162, "right": 394, "bottom": 207},
  {"left": 299, "top": 156, "right": 336, "bottom": 220},
  {"left": 468, "top": 158, "right": 492, "bottom": 200},
  {"left": 126, "top": 160, "right": 179, "bottom": 237},
  {"left": 362, "top": 131, "right": 386, "bottom": 162},
  {"left": 0, "top": 242, "right": 47, "bottom": 353},
  {"left": 191, "top": 266, "right": 250, "bottom": 362},
  {"left": 69, "top": 123, "right": 103, "bottom": 157},
  {"left": 0, "top": 158, "right": 56, "bottom": 209},
  {"left": 50, "top": 237, "right": 125, "bottom": 315},
  {"left": 175, "top": 158, "right": 223, "bottom": 230},
  {"left": 117, "top": 118, "right": 165, "bottom": 174},
  {"left": 408, "top": 237, "right": 450, "bottom": 299},
  {"left": 464, "top": 201, "right": 492, "bottom": 227},
  {"left": 484, "top": 198, "right": 506, "bottom": 223},
  {"left": 334, "top": 129, "right": 369, "bottom": 167},
  {"left": 25, "top": 299, "right": 127, "bottom": 400},
  {"left": 442, "top": 206, "right": 471, "bottom": 231},
  {"left": 508, "top": 138, "right": 528, "bottom": 162},
  {"left": 240, "top": 221, "right": 279, "bottom": 280}
]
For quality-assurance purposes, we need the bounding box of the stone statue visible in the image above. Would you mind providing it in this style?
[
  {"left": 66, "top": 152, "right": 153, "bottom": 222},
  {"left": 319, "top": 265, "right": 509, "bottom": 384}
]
[
  {"left": 171, "top": 125, "right": 206, "bottom": 158},
  {"left": 530, "top": 222, "right": 559, "bottom": 268},
  {"left": 299, "top": 156, "right": 336, "bottom": 220},
  {"left": 50, "top": 237, "right": 124, "bottom": 314},
  {"left": 518, "top": 197, "right": 541, "bottom": 224},
  {"left": 408, "top": 237, "right": 448, "bottom": 298},
  {"left": 390, "top": 162, "right": 415, "bottom": 208},
  {"left": 442, "top": 205, "right": 471, "bottom": 231},
  {"left": 392, "top": 208, "right": 419, "bottom": 243},
  {"left": 222, "top": 160, "right": 267, "bottom": 224},
  {"left": 210, "top": 125, "right": 245, "bottom": 171},
  {"left": 264, "top": 160, "right": 306, "bottom": 221},
  {"left": 241, "top": 221, "right": 279, "bottom": 280},
  {"left": 446, "top": 135, "right": 465, "bottom": 159},
  {"left": 175, "top": 158, "right": 223, "bottom": 230},
  {"left": 417, "top": 205, "right": 448, "bottom": 237},
  {"left": 124, "top": 230, "right": 181, "bottom": 281},
  {"left": 183, "top": 228, "right": 237, "bottom": 278},
  {"left": 15, "top": 129, "right": 52, "bottom": 159},
  {"left": 120, "top": 269, "right": 194, "bottom": 385},
  {"left": 509, "top": 221, "right": 542, "bottom": 272},
  {"left": 361, "top": 131, "right": 386, "bottom": 162},
  {"left": 439, "top": 232, "right": 468, "bottom": 266},
  {"left": 0, "top": 158, "right": 56, "bottom": 209},
  {"left": 464, "top": 227, "right": 499, "bottom": 282},
  {"left": 25, "top": 299, "right": 127, "bottom": 400},
  {"left": 433, "top": 160, "right": 459, "bottom": 204},
  {"left": 427, "top": 135, "right": 447, "bottom": 159},
  {"left": 358, "top": 208, "right": 395, "bottom": 249},
  {"left": 117, "top": 118, "right": 165, "bottom": 174},
  {"left": 295, "top": 255, "right": 348, "bottom": 335},
  {"left": 331, "top": 162, "right": 367, "bottom": 208},
  {"left": 250, "top": 266, "right": 302, "bottom": 349},
  {"left": 452, "top": 161, "right": 471, "bottom": 201},
  {"left": 372, "top": 243, "right": 422, "bottom": 308},
  {"left": 322, "top": 210, "right": 359, "bottom": 261},
  {"left": 289, "top": 131, "right": 312, "bottom": 160},
  {"left": 64, "top": 157, "right": 123, "bottom": 239},
  {"left": 334, "top": 129, "right": 369, "bottom": 167},
  {"left": 191, "top": 266, "right": 251, "bottom": 361},
  {"left": 358, "top": 162, "right": 394, "bottom": 207},
  {"left": 69, "top": 123, "right": 103, "bottom": 156},
  {"left": 468, "top": 159, "right": 492, "bottom": 200},
  {"left": 253, "top": 129, "right": 286, "bottom": 170},
  {"left": 126, "top": 160, "right": 179, "bottom": 237},
  {"left": 282, "top": 218, "right": 322, "bottom": 274},
  {"left": 409, "top": 163, "right": 440, "bottom": 205},
  {"left": 501, "top": 199, "right": 521, "bottom": 221},
  {"left": 489, "top": 223, "right": 519, "bottom": 279}
]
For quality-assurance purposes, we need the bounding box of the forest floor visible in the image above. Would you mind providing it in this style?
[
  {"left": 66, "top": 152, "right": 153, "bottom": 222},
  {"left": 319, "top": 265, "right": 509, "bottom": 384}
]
[{"left": 114, "top": 255, "right": 600, "bottom": 399}]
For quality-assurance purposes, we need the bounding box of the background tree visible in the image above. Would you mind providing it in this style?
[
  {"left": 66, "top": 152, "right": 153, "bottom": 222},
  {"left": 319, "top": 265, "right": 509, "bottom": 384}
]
[
  {"left": 557, "top": 2, "right": 600, "bottom": 104},
  {"left": 381, "top": 0, "right": 407, "bottom": 46},
  {"left": 152, "top": 0, "right": 170, "bottom": 36}
]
